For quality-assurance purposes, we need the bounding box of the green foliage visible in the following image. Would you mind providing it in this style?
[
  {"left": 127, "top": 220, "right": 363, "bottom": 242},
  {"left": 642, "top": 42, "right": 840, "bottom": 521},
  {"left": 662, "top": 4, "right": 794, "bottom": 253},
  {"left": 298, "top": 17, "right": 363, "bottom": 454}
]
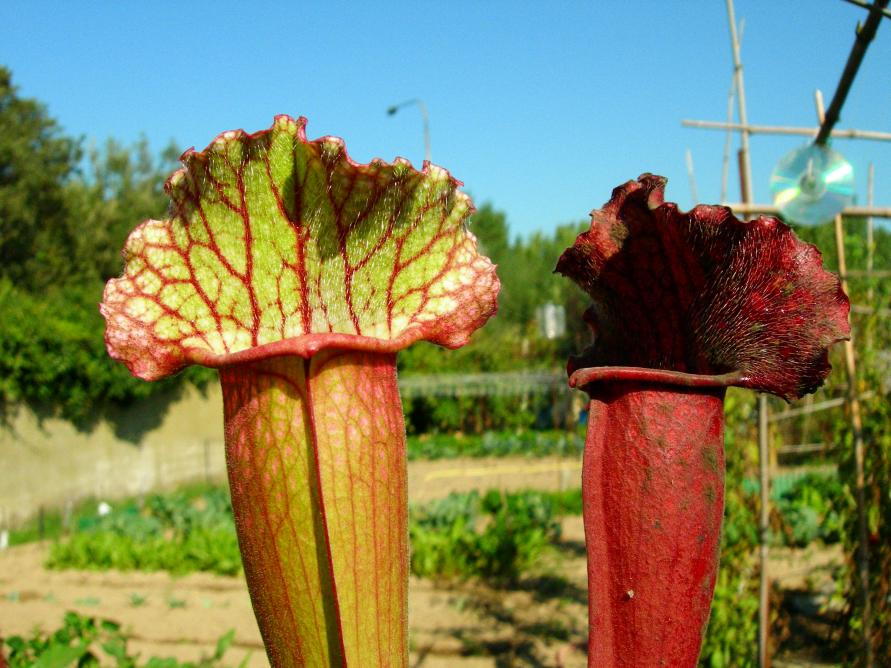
[
  {"left": 44, "top": 480, "right": 582, "bottom": 584},
  {"left": 700, "top": 389, "right": 760, "bottom": 668},
  {"left": 705, "top": 566, "right": 760, "bottom": 668},
  {"left": 409, "top": 489, "right": 574, "bottom": 583},
  {"left": 397, "top": 322, "right": 568, "bottom": 434},
  {"left": 772, "top": 470, "right": 843, "bottom": 547},
  {"left": 46, "top": 487, "right": 241, "bottom": 576},
  {"left": 406, "top": 429, "right": 584, "bottom": 460},
  {"left": 0, "top": 67, "right": 81, "bottom": 292},
  {"left": 0, "top": 279, "right": 214, "bottom": 426},
  {"left": 489, "top": 218, "right": 586, "bottom": 336},
  {"left": 839, "top": 360, "right": 891, "bottom": 664},
  {"left": 3, "top": 611, "right": 243, "bottom": 667},
  {"left": 469, "top": 202, "right": 510, "bottom": 269},
  {"left": 793, "top": 218, "right": 891, "bottom": 663},
  {"left": 403, "top": 388, "right": 541, "bottom": 435}
]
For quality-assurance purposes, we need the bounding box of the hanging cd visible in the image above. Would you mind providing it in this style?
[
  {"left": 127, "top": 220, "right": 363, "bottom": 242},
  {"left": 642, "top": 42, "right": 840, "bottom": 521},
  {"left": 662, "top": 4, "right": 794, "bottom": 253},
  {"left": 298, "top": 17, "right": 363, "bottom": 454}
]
[{"left": 769, "top": 143, "right": 854, "bottom": 226}]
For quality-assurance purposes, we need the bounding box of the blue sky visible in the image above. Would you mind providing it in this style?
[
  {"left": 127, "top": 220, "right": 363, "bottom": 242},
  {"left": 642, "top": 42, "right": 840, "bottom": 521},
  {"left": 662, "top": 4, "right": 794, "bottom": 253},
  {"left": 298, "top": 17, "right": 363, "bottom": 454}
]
[{"left": 2, "top": 1, "right": 889, "bottom": 238}]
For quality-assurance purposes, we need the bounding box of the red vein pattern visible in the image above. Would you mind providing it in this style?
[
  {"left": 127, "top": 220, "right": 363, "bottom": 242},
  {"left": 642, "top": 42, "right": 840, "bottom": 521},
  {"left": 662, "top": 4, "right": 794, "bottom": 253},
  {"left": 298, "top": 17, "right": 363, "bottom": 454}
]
[
  {"left": 556, "top": 173, "right": 849, "bottom": 400},
  {"left": 101, "top": 117, "right": 500, "bottom": 668},
  {"left": 102, "top": 115, "right": 499, "bottom": 382},
  {"left": 222, "top": 352, "right": 407, "bottom": 667}
]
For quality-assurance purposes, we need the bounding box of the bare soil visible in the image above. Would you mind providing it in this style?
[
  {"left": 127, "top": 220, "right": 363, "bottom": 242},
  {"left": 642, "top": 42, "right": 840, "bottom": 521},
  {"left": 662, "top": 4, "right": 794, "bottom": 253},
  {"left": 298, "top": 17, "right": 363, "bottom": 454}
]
[
  {"left": 0, "top": 519, "right": 591, "bottom": 668},
  {"left": 0, "top": 528, "right": 847, "bottom": 667},
  {"left": 0, "top": 457, "right": 846, "bottom": 666}
]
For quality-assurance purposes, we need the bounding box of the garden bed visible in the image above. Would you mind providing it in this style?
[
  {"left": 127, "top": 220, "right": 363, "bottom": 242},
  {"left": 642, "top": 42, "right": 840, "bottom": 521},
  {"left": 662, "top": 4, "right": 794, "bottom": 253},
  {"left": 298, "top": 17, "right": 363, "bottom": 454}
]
[{"left": 0, "top": 521, "right": 591, "bottom": 667}]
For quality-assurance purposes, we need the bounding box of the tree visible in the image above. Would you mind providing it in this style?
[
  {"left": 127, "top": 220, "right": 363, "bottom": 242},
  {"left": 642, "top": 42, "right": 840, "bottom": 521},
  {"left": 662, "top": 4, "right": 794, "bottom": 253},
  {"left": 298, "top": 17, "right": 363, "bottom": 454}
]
[
  {"left": 469, "top": 202, "right": 510, "bottom": 268},
  {"left": 497, "top": 221, "right": 587, "bottom": 328},
  {"left": 67, "top": 136, "right": 179, "bottom": 282},
  {"left": 0, "top": 66, "right": 81, "bottom": 291}
]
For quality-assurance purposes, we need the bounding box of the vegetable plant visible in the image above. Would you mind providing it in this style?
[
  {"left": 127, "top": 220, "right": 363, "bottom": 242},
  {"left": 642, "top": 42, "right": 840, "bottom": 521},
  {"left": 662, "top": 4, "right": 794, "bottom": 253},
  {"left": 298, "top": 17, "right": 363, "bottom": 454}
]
[
  {"left": 101, "top": 116, "right": 499, "bottom": 666},
  {"left": 2, "top": 611, "right": 241, "bottom": 667},
  {"left": 556, "top": 174, "right": 849, "bottom": 667},
  {"left": 409, "top": 489, "right": 572, "bottom": 583}
]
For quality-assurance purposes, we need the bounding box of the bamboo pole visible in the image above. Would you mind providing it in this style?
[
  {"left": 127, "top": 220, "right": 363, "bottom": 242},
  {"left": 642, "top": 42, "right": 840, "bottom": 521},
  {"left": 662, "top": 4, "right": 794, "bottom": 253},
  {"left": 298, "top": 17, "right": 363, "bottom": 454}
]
[
  {"left": 846, "top": 269, "right": 891, "bottom": 278},
  {"left": 725, "top": 2, "right": 769, "bottom": 663},
  {"left": 726, "top": 0, "right": 753, "bottom": 205},
  {"left": 685, "top": 148, "right": 699, "bottom": 203},
  {"left": 681, "top": 119, "right": 891, "bottom": 142},
  {"left": 841, "top": 0, "right": 891, "bottom": 20},
  {"left": 722, "top": 203, "right": 891, "bottom": 218},
  {"left": 720, "top": 19, "right": 742, "bottom": 203},
  {"left": 770, "top": 392, "right": 875, "bottom": 422},
  {"left": 834, "top": 213, "right": 874, "bottom": 667},
  {"left": 816, "top": 0, "right": 889, "bottom": 145}
]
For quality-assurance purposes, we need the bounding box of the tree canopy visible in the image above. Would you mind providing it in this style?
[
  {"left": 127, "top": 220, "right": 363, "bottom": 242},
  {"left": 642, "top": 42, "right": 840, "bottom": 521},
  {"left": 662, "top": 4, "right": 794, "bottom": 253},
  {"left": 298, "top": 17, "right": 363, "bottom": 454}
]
[{"left": 0, "top": 66, "right": 81, "bottom": 290}]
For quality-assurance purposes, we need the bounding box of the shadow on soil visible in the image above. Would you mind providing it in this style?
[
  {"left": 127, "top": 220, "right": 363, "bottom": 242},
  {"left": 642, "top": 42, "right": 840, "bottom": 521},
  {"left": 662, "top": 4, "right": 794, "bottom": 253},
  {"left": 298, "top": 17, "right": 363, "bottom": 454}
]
[{"left": 413, "top": 542, "right": 588, "bottom": 667}]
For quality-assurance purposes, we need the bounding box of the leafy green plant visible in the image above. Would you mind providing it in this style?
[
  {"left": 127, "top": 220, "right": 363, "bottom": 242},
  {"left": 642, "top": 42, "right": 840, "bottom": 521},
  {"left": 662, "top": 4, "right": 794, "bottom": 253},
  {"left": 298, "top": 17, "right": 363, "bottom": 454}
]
[
  {"left": 2, "top": 611, "right": 243, "bottom": 667},
  {"left": 772, "top": 471, "right": 844, "bottom": 547},
  {"left": 409, "top": 489, "right": 571, "bottom": 583},
  {"left": 406, "top": 429, "right": 584, "bottom": 460},
  {"left": 46, "top": 487, "right": 241, "bottom": 576},
  {"left": 46, "top": 484, "right": 583, "bottom": 585},
  {"left": 700, "top": 390, "right": 760, "bottom": 668}
]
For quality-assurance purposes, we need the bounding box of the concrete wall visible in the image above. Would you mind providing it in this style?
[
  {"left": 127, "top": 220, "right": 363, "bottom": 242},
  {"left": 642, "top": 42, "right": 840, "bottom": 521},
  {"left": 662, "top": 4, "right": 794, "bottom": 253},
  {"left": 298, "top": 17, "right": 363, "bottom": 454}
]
[
  {"left": 0, "top": 383, "right": 584, "bottom": 530},
  {"left": 0, "top": 384, "right": 226, "bottom": 528}
]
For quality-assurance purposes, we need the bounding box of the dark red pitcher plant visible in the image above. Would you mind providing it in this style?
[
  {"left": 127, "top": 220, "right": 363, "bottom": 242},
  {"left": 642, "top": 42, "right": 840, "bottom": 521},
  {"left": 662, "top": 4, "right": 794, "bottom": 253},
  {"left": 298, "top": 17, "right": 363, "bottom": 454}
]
[{"left": 556, "top": 174, "right": 849, "bottom": 667}]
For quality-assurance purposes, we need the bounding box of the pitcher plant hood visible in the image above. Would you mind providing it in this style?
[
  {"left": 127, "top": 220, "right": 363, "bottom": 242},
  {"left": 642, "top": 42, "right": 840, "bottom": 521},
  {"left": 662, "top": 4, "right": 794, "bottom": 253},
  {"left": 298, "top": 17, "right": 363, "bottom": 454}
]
[
  {"left": 556, "top": 173, "right": 849, "bottom": 399},
  {"left": 101, "top": 114, "right": 499, "bottom": 379}
]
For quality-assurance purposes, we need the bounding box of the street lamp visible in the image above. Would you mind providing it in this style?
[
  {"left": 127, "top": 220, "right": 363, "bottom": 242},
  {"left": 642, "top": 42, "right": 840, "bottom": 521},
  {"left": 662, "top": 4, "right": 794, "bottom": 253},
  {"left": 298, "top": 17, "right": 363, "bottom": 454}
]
[{"left": 386, "top": 98, "right": 431, "bottom": 164}]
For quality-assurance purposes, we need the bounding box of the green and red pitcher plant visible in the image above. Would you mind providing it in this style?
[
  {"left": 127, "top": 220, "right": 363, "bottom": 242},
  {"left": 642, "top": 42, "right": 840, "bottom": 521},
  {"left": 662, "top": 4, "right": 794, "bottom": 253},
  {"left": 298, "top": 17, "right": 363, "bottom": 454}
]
[
  {"left": 101, "top": 116, "right": 499, "bottom": 666},
  {"left": 102, "top": 116, "right": 848, "bottom": 668}
]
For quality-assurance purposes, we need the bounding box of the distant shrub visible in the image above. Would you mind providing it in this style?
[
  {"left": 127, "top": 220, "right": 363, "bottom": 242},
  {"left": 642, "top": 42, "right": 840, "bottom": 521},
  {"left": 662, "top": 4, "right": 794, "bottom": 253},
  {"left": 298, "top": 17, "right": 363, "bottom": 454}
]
[
  {"left": 406, "top": 429, "right": 584, "bottom": 460},
  {"left": 46, "top": 487, "right": 241, "bottom": 576},
  {"left": 0, "top": 280, "right": 213, "bottom": 426}
]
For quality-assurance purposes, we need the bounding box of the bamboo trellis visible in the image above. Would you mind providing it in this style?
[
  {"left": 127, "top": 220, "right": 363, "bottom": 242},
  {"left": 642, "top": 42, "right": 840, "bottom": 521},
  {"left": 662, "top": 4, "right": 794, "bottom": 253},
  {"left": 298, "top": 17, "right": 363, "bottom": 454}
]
[{"left": 690, "top": 1, "right": 891, "bottom": 665}]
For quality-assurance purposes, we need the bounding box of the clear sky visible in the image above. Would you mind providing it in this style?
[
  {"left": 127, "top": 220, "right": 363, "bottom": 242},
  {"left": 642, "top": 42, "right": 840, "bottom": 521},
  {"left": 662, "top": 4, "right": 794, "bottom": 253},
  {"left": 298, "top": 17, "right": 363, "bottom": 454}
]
[{"left": 2, "top": 1, "right": 889, "bottom": 238}]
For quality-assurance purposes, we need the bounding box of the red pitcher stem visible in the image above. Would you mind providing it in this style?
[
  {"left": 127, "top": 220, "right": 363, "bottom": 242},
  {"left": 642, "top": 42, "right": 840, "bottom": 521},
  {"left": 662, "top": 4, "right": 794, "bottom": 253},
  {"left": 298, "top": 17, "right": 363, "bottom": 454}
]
[
  {"left": 582, "top": 381, "right": 726, "bottom": 667},
  {"left": 221, "top": 351, "right": 408, "bottom": 667}
]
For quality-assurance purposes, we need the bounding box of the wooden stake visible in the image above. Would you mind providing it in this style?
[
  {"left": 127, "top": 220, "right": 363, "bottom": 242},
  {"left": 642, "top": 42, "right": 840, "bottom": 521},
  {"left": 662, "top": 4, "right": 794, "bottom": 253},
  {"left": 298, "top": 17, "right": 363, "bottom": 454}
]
[
  {"left": 757, "top": 390, "right": 770, "bottom": 668},
  {"left": 866, "top": 163, "right": 875, "bottom": 336},
  {"left": 685, "top": 148, "right": 699, "bottom": 203},
  {"left": 834, "top": 214, "right": 874, "bottom": 667},
  {"left": 725, "top": 2, "right": 769, "bottom": 663},
  {"left": 682, "top": 119, "right": 891, "bottom": 142}
]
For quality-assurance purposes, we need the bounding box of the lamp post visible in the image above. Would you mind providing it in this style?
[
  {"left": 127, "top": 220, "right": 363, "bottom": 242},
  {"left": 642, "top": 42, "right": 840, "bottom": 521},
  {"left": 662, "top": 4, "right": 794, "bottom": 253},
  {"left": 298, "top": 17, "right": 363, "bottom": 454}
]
[{"left": 387, "top": 98, "right": 431, "bottom": 164}]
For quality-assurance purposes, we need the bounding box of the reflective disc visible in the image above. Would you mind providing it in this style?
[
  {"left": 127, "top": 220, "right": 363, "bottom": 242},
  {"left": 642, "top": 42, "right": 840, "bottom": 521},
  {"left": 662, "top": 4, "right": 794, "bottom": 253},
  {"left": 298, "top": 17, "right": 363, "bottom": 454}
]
[{"left": 770, "top": 143, "right": 854, "bottom": 225}]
